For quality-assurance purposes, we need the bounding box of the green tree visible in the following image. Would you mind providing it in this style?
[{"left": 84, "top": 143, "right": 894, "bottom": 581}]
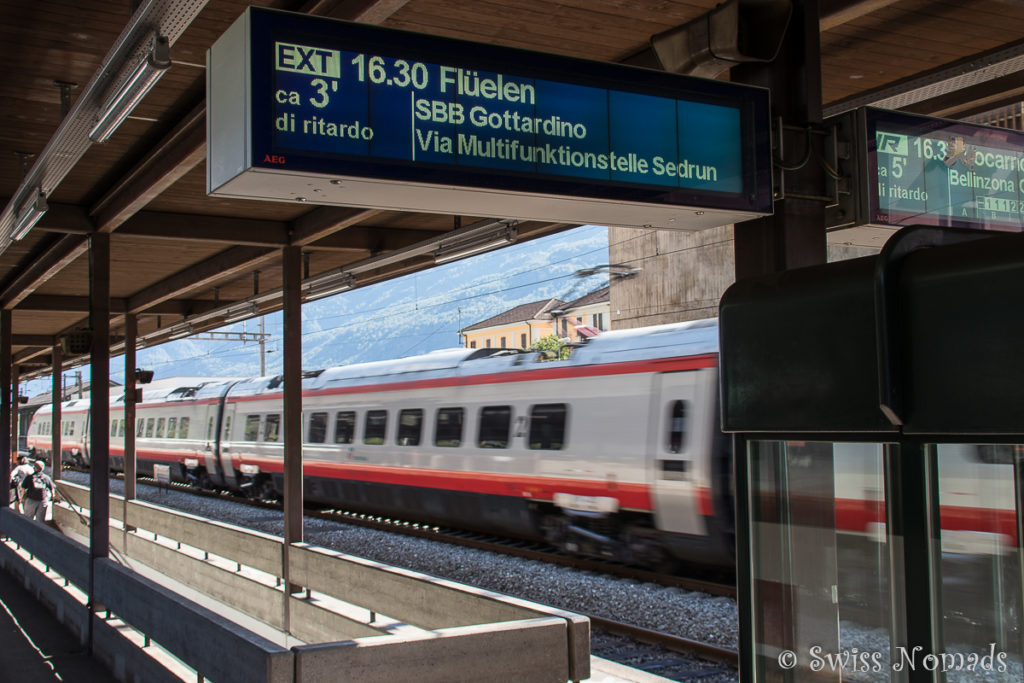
[{"left": 530, "top": 334, "right": 571, "bottom": 361}]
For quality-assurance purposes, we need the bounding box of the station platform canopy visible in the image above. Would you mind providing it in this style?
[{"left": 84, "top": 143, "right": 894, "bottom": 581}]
[{"left": 2, "top": 0, "right": 1024, "bottom": 376}]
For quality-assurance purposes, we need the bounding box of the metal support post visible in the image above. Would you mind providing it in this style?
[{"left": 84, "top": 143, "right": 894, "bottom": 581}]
[
  {"left": 11, "top": 364, "right": 18, "bottom": 456},
  {"left": 885, "top": 442, "right": 943, "bottom": 683},
  {"left": 282, "top": 245, "right": 303, "bottom": 626},
  {"left": 51, "top": 344, "right": 62, "bottom": 480},
  {"left": 88, "top": 233, "right": 111, "bottom": 652},
  {"left": 733, "top": 0, "right": 827, "bottom": 278},
  {"left": 0, "top": 310, "right": 10, "bottom": 501},
  {"left": 124, "top": 314, "right": 137, "bottom": 535}
]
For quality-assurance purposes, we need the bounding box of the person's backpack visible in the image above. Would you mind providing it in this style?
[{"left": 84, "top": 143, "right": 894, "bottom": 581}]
[{"left": 23, "top": 474, "right": 43, "bottom": 501}]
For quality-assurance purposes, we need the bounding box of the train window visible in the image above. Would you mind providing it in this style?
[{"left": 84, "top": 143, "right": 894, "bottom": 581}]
[
  {"left": 145, "top": 418, "right": 155, "bottom": 438},
  {"left": 975, "top": 444, "right": 1017, "bottom": 465},
  {"left": 118, "top": 419, "right": 125, "bottom": 437},
  {"left": 528, "top": 404, "right": 567, "bottom": 450},
  {"left": 264, "top": 414, "right": 281, "bottom": 442},
  {"left": 478, "top": 406, "right": 511, "bottom": 448},
  {"left": 335, "top": 412, "right": 355, "bottom": 444},
  {"left": 244, "top": 415, "right": 261, "bottom": 441},
  {"left": 223, "top": 415, "right": 232, "bottom": 440},
  {"left": 397, "top": 409, "right": 423, "bottom": 446},
  {"left": 167, "top": 417, "right": 177, "bottom": 438},
  {"left": 137, "top": 418, "right": 145, "bottom": 437},
  {"left": 178, "top": 417, "right": 189, "bottom": 439},
  {"left": 435, "top": 408, "right": 464, "bottom": 447},
  {"left": 207, "top": 417, "right": 215, "bottom": 441},
  {"left": 364, "top": 410, "right": 387, "bottom": 445},
  {"left": 156, "top": 418, "right": 166, "bottom": 438},
  {"left": 110, "top": 419, "right": 118, "bottom": 437},
  {"left": 668, "top": 400, "right": 688, "bottom": 454},
  {"left": 307, "top": 412, "right": 328, "bottom": 443}
]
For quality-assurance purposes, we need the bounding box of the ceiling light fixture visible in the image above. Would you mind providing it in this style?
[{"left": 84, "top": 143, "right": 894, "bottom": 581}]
[
  {"left": 89, "top": 33, "right": 171, "bottom": 143},
  {"left": 11, "top": 189, "right": 48, "bottom": 241},
  {"left": 222, "top": 302, "right": 260, "bottom": 325},
  {"left": 167, "top": 322, "right": 193, "bottom": 341},
  {"left": 304, "top": 271, "right": 356, "bottom": 301},
  {"left": 433, "top": 223, "right": 517, "bottom": 265}
]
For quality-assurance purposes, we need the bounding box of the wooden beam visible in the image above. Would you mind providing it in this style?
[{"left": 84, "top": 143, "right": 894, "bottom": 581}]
[
  {"left": 0, "top": 235, "right": 90, "bottom": 309},
  {"left": 118, "top": 211, "right": 289, "bottom": 246},
  {"left": 12, "top": 335, "right": 54, "bottom": 347},
  {"left": 819, "top": 0, "right": 900, "bottom": 31},
  {"left": 126, "top": 246, "right": 279, "bottom": 314},
  {"left": 16, "top": 294, "right": 216, "bottom": 315},
  {"left": 300, "top": 0, "right": 411, "bottom": 22},
  {"left": 290, "top": 206, "right": 382, "bottom": 246},
  {"left": 308, "top": 226, "right": 446, "bottom": 251},
  {"left": 91, "top": 102, "right": 207, "bottom": 233},
  {"left": 32, "top": 202, "right": 94, "bottom": 234}
]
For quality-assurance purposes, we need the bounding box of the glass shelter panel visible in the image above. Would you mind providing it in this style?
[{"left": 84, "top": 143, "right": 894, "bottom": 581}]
[
  {"left": 935, "top": 444, "right": 1022, "bottom": 682},
  {"left": 748, "top": 441, "right": 891, "bottom": 682}
]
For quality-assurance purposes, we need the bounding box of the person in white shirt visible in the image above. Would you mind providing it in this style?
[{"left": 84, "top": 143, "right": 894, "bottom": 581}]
[{"left": 9, "top": 455, "right": 34, "bottom": 513}]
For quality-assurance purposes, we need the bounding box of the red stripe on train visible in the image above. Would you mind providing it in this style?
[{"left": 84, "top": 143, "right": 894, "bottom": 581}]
[
  {"left": 227, "top": 354, "right": 719, "bottom": 403},
  {"left": 835, "top": 498, "right": 1017, "bottom": 545}
]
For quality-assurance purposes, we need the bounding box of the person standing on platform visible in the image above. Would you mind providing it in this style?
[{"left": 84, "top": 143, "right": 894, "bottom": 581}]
[
  {"left": 9, "top": 455, "right": 33, "bottom": 512},
  {"left": 19, "top": 460, "right": 55, "bottom": 523}
]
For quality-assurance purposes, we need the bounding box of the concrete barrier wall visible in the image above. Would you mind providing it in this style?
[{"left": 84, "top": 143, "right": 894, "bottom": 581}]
[
  {"left": 290, "top": 541, "right": 542, "bottom": 628},
  {"left": 294, "top": 617, "right": 571, "bottom": 683},
  {"left": 45, "top": 484, "right": 591, "bottom": 682},
  {"left": 0, "top": 530, "right": 90, "bottom": 642},
  {"left": 57, "top": 482, "right": 283, "bottom": 577},
  {"left": 53, "top": 503, "right": 90, "bottom": 538},
  {"left": 0, "top": 521, "right": 183, "bottom": 683},
  {"left": 290, "top": 542, "right": 590, "bottom": 681},
  {"left": 1, "top": 507, "right": 90, "bottom": 591},
  {"left": 125, "top": 498, "right": 283, "bottom": 576},
  {"left": 287, "top": 594, "right": 384, "bottom": 642},
  {"left": 125, "top": 530, "right": 289, "bottom": 629},
  {"left": 55, "top": 481, "right": 94, "bottom": 516},
  {"left": 94, "top": 558, "right": 294, "bottom": 683}
]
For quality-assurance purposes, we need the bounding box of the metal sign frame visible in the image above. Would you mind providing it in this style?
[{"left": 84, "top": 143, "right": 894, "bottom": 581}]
[{"left": 208, "top": 7, "right": 773, "bottom": 230}]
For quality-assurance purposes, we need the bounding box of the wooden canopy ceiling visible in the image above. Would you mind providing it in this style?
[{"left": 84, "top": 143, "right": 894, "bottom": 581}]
[{"left": 2, "top": 0, "right": 1023, "bottom": 378}]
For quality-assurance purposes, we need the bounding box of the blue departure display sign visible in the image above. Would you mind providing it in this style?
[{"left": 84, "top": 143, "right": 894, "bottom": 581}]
[
  {"left": 867, "top": 108, "right": 1024, "bottom": 231},
  {"left": 208, "top": 8, "right": 772, "bottom": 229}
]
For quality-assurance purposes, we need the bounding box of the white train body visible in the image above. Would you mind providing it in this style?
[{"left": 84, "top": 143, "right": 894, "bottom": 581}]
[
  {"left": 25, "top": 319, "right": 1016, "bottom": 568},
  {"left": 28, "top": 320, "right": 733, "bottom": 567}
]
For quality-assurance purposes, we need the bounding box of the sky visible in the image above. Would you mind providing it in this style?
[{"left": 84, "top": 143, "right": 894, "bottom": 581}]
[{"left": 23, "top": 224, "right": 610, "bottom": 399}]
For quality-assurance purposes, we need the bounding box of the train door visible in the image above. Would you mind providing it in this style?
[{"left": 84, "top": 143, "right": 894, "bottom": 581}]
[
  {"left": 649, "top": 369, "right": 717, "bottom": 536},
  {"left": 216, "top": 402, "right": 238, "bottom": 488},
  {"left": 81, "top": 411, "right": 91, "bottom": 466},
  {"left": 199, "top": 403, "right": 227, "bottom": 487}
]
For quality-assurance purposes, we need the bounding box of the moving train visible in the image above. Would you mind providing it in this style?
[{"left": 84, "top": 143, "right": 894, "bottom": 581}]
[
  {"left": 26, "top": 320, "right": 732, "bottom": 568},
  {"left": 23, "top": 319, "right": 1019, "bottom": 573}
]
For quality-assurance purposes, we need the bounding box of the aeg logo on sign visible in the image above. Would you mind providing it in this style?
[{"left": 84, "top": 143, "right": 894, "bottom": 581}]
[{"left": 275, "top": 42, "right": 341, "bottom": 78}]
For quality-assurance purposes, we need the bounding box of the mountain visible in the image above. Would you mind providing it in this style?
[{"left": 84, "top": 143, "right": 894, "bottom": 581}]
[{"left": 35, "top": 225, "right": 609, "bottom": 393}]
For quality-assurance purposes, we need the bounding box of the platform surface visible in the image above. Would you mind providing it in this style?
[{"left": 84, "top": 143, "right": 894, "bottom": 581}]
[{"left": 0, "top": 562, "right": 114, "bottom": 682}]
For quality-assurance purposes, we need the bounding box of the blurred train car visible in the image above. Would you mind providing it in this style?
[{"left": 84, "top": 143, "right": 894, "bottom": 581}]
[{"left": 24, "top": 320, "right": 1020, "bottom": 574}]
